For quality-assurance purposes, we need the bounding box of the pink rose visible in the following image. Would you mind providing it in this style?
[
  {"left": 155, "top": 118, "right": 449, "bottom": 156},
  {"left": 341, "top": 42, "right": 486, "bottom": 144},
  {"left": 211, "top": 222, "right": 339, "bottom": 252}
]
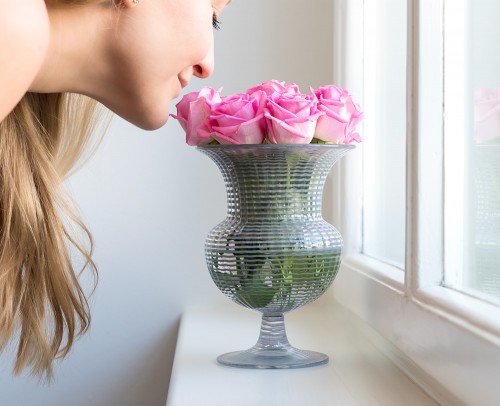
[
  {"left": 313, "top": 85, "right": 363, "bottom": 144},
  {"left": 171, "top": 87, "right": 222, "bottom": 146},
  {"left": 246, "top": 80, "right": 300, "bottom": 101},
  {"left": 474, "top": 87, "right": 500, "bottom": 144},
  {"left": 209, "top": 91, "right": 267, "bottom": 144},
  {"left": 170, "top": 81, "right": 364, "bottom": 146},
  {"left": 265, "top": 93, "right": 323, "bottom": 144}
]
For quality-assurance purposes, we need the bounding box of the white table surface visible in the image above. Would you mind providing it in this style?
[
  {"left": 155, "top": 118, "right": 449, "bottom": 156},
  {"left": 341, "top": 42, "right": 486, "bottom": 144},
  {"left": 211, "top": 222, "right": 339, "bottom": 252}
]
[{"left": 166, "top": 303, "right": 438, "bottom": 406}]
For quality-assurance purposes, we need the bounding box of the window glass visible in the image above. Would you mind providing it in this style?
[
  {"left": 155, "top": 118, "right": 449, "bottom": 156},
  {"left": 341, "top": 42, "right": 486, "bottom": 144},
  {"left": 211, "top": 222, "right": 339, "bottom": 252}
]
[
  {"left": 444, "top": 0, "right": 500, "bottom": 304},
  {"left": 465, "top": 0, "right": 500, "bottom": 302},
  {"left": 362, "top": 0, "right": 407, "bottom": 269}
]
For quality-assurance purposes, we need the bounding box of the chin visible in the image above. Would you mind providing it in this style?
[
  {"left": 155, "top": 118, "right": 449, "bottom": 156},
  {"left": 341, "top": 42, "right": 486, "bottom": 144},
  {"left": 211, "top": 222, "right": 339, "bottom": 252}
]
[
  {"left": 138, "top": 117, "right": 169, "bottom": 131},
  {"left": 130, "top": 107, "right": 171, "bottom": 131}
]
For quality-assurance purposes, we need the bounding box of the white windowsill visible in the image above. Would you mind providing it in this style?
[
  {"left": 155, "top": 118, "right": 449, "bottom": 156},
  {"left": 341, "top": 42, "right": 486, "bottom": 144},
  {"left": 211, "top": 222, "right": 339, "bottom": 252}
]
[
  {"left": 166, "top": 303, "right": 438, "bottom": 406},
  {"left": 334, "top": 256, "right": 500, "bottom": 406}
]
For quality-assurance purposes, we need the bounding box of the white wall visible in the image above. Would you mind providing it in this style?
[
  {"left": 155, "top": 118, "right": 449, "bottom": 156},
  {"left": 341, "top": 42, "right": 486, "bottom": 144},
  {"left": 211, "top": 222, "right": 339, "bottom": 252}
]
[{"left": 0, "top": 1, "right": 334, "bottom": 405}]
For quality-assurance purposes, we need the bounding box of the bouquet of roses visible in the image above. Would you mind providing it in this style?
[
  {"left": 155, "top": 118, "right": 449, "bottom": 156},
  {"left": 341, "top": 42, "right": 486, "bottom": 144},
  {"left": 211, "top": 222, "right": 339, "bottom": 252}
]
[{"left": 171, "top": 80, "right": 363, "bottom": 145}]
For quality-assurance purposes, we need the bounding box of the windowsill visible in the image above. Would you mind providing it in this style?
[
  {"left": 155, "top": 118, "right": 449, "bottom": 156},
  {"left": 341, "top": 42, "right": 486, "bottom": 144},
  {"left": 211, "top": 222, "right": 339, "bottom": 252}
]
[
  {"left": 166, "top": 303, "right": 438, "bottom": 406},
  {"left": 334, "top": 256, "right": 500, "bottom": 405},
  {"left": 339, "top": 254, "right": 500, "bottom": 339}
]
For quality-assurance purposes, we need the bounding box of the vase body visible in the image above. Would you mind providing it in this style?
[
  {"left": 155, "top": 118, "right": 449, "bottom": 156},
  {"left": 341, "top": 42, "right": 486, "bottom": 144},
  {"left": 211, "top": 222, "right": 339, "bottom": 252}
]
[{"left": 198, "top": 144, "right": 353, "bottom": 368}]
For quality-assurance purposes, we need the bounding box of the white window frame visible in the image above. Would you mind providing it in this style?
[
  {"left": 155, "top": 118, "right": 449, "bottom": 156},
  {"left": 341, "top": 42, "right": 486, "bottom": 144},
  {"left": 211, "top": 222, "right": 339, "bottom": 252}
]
[{"left": 329, "top": 1, "right": 500, "bottom": 404}]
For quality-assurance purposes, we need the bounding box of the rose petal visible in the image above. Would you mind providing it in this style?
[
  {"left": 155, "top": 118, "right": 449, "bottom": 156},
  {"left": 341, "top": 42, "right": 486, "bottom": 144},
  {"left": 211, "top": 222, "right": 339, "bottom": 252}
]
[{"left": 265, "top": 112, "right": 321, "bottom": 144}]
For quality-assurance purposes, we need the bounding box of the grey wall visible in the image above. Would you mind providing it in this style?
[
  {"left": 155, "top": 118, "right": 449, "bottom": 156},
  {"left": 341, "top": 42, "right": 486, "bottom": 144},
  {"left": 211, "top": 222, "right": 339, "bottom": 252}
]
[{"left": 0, "top": 1, "right": 334, "bottom": 405}]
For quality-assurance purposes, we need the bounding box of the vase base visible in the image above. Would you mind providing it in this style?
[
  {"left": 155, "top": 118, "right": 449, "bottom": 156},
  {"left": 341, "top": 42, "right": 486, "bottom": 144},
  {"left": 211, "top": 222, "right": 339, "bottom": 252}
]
[{"left": 216, "top": 347, "right": 329, "bottom": 369}]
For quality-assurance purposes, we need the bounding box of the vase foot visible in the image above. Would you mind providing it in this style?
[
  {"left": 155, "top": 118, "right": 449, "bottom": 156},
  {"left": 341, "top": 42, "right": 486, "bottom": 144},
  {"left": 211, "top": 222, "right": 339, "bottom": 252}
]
[{"left": 216, "top": 346, "right": 329, "bottom": 369}]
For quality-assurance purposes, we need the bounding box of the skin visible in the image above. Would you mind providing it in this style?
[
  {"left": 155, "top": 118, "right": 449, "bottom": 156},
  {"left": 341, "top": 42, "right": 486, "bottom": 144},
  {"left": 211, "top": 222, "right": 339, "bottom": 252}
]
[
  {"left": 1, "top": 0, "right": 231, "bottom": 130},
  {"left": 0, "top": 0, "right": 50, "bottom": 123}
]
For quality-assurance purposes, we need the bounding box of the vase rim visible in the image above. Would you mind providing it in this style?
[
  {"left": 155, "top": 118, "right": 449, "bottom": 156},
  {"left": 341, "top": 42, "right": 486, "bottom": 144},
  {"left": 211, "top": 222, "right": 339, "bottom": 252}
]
[{"left": 196, "top": 143, "right": 356, "bottom": 150}]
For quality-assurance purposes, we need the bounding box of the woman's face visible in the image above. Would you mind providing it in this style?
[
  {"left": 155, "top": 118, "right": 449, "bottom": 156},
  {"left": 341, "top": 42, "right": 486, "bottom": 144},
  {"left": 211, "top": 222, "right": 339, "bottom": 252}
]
[{"left": 110, "top": 0, "right": 231, "bottom": 130}]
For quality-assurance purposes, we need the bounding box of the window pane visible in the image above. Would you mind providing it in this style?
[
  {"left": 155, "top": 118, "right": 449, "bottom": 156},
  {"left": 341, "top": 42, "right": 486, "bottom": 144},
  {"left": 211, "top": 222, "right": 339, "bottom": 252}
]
[
  {"left": 467, "top": 1, "right": 500, "bottom": 302},
  {"left": 362, "top": 0, "right": 407, "bottom": 268},
  {"left": 445, "top": 0, "right": 500, "bottom": 304}
]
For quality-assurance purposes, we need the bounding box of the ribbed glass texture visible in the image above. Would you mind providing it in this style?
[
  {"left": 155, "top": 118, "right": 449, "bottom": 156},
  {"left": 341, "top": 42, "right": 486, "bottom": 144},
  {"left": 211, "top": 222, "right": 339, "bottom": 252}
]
[
  {"left": 200, "top": 144, "right": 352, "bottom": 313},
  {"left": 198, "top": 144, "right": 353, "bottom": 368},
  {"left": 199, "top": 144, "right": 353, "bottom": 368}
]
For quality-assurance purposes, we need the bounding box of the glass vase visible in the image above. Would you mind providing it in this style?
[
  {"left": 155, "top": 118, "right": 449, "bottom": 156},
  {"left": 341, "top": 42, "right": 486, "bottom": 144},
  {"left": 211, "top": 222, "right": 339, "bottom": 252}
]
[{"left": 198, "top": 144, "right": 354, "bottom": 369}]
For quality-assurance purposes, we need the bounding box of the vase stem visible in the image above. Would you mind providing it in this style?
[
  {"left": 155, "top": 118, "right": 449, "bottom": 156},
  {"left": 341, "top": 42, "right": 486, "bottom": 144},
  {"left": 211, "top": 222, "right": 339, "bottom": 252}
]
[
  {"left": 254, "top": 315, "right": 290, "bottom": 350},
  {"left": 216, "top": 312, "right": 329, "bottom": 369}
]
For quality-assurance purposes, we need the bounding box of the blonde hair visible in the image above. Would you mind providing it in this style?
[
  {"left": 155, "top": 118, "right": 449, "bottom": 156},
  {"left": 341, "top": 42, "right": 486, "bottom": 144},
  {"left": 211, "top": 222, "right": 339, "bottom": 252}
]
[
  {"left": 0, "top": 0, "right": 113, "bottom": 379},
  {"left": 0, "top": 93, "right": 107, "bottom": 378}
]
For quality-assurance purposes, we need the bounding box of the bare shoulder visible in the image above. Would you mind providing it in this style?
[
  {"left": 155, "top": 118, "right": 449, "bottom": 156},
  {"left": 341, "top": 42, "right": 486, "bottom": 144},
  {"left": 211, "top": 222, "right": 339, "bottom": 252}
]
[{"left": 0, "top": 0, "right": 50, "bottom": 122}]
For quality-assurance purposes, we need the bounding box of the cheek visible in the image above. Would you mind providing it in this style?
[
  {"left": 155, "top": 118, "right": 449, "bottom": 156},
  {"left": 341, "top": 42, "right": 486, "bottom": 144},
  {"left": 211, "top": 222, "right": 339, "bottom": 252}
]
[
  {"left": 171, "top": 5, "right": 215, "bottom": 65},
  {"left": 144, "top": 29, "right": 213, "bottom": 82}
]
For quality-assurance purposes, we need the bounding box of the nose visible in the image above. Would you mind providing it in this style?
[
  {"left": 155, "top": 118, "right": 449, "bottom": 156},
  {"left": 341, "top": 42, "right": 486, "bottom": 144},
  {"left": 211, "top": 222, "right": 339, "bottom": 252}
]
[{"left": 193, "top": 46, "right": 214, "bottom": 79}]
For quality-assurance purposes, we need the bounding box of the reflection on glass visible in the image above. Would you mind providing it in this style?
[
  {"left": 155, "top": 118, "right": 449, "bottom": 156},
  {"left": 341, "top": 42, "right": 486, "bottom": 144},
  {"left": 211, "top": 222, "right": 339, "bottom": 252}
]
[{"left": 463, "top": 0, "right": 500, "bottom": 302}]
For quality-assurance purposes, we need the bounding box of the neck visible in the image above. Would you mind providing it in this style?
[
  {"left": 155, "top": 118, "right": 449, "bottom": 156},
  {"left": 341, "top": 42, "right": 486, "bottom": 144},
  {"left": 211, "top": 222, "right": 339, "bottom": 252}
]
[{"left": 30, "top": 3, "right": 115, "bottom": 98}]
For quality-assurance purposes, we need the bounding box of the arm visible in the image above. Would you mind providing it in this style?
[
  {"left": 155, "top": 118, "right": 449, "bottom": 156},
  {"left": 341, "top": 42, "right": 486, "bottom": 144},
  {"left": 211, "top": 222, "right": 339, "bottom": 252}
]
[{"left": 0, "top": 0, "right": 50, "bottom": 122}]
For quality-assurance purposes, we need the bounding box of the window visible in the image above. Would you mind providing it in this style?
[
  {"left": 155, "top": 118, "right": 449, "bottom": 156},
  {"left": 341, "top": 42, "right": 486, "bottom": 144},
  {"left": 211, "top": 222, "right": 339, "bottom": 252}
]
[
  {"left": 362, "top": 0, "right": 407, "bottom": 269},
  {"left": 443, "top": 0, "right": 500, "bottom": 305},
  {"left": 331, "top": 1, "right": 500, "bottom": 404}
]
